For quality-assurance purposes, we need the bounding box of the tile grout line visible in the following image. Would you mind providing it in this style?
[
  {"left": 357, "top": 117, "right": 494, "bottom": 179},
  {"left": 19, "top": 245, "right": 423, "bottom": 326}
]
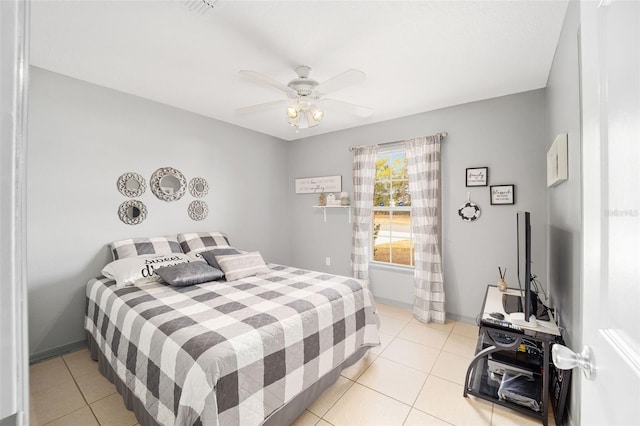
[
  {"left": 32, "top": 355, "right": 89, "bottom": 426},
  {"left": 336, "top": 325, "right": 459, "bottom": 425},
  {"left": 399, "top": 405, "right": 412, "bottom": 426},
  {"left": 61, "top": 353, "right": 103, "bottom": 425},
  {"left": 311, "top": 376, "right": 355, "bottom": 422},
  {"left": 407, "top": 323, "right": 460, "bottom": 425},
  {"left": 348, "top": 380, "right": 416, "bottom": 411},
  {"left": 318, "top": 315, "right": 468, "bottom": 426}
]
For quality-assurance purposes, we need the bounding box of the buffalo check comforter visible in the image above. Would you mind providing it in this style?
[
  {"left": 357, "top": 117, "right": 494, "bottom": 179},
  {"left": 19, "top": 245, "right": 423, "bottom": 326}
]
[{"left": 85, "top": 263, "right": 380, "bottom": 426}]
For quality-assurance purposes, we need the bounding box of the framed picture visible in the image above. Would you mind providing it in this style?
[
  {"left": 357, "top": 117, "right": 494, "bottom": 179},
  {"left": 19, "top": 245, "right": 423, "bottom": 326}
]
[
  {"left": 295, "top": 175, "right": 342, "bottom": 194},
  {"left": 466, "top": 167, "right": 488, "bottom": 187},
  {"left": 547, "top": 133, "right": 568, "bottom": 187},
  {"left": 490, "top": 185, "right": 515, "bottom": 205}
]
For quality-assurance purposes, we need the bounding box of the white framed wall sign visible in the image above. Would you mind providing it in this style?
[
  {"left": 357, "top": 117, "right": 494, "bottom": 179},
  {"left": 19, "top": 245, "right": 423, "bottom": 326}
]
[
  {"left": 466, "top": 167, "right": 488, "bottom": 187},
  {"left": 490, "top": 185, "right": 515, "bottom": 205},
  {"left": 547, "top": 133, "right": 568, "bottom": 187},
  {"left": 295, "top": 175, "right": 342, "bottom": 194}
]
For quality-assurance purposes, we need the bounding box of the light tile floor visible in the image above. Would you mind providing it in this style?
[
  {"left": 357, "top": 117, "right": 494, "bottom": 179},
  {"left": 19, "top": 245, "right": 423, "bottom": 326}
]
[{"left": 29, "top": 302, "right": 555, "bottom": 426}]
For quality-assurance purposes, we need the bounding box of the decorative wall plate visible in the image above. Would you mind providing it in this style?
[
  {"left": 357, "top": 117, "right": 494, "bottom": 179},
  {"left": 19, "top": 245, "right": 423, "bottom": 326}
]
[
  {"left": 458, "top": 201, "right": 481, "bottom": 221},
  {"left": 188, "top": 200, "right": 208, "bottom": 221},
  {"left": 189, "top": 177, "right": 209, "bottom": 198},
  {"left": 117, "top": 172, "right": 146, "bottom": 198},
  {"left": 150, "top": 167, "right": 187, "bottom": 202},
  {"left": 118, "top": 200, "right": 147, "bottom": 225}
]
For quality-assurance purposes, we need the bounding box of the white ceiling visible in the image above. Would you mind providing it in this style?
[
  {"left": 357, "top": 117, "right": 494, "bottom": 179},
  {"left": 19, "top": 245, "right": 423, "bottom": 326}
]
[{"left": 30, "top": 0, "right": 569, "bottom": 141}]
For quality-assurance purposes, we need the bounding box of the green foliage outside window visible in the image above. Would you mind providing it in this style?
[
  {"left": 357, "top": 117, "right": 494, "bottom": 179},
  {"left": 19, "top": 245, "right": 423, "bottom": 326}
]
[{"left": 373, "top": 155, "right": 410, "bottom": 207}]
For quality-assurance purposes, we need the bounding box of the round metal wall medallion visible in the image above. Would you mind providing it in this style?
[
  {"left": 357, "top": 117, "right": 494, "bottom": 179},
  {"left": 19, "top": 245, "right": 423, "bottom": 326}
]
[
  {"left": 118, "top": 200, "right": 148, "bottom": 225},
  {"left": 189, "top": 177, "right": 209, "bottom": 198},
  {"left": 150, "top": 167, "right": 187, "bottom": 202},
  {"left": 117, "top": 172, "right": 146, "bottom": 198},
  {"left": 188, "top": 200, "right": 208, "bottom": 221}
]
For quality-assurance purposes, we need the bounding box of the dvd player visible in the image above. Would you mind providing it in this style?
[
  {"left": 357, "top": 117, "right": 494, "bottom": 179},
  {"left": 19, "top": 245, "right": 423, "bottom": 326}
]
[
  {"left": 487, "top": 350, "right": 540, "bottom": 378},
  {"left": 487, "top": 358, "right": 534, "bottom": 378}
]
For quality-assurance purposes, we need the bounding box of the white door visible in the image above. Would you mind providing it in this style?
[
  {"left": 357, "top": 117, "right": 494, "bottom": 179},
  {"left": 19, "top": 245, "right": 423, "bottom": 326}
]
[
  {"left": 0, "top": 0, "right": 30, "bottom": 424},
  {"left": 580, "top": 0, "right": 640, "bottom": 424}
]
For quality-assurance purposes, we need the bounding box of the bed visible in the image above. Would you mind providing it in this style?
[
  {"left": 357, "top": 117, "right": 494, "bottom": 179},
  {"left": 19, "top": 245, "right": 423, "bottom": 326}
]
[{"left": 85, "top": 233, "right": 380, "bottom": 426}]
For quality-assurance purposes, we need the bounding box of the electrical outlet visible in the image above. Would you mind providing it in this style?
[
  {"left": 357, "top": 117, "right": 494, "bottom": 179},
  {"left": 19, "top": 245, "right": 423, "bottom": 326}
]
[{"left": 325, "top": 257, "right": 331, "bottom": 266}]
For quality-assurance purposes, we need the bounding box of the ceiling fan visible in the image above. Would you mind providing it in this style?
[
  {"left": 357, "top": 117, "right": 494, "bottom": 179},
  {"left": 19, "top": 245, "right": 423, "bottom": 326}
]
[{"left": 236, "top": 65, "right": 373, "bottom": 130}]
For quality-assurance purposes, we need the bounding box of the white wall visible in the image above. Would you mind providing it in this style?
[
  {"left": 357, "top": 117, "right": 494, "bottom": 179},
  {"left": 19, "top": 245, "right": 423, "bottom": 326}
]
[
  {"left": 287, "top": 90, "right": 549, "bottom": 321},
  {"left": 544, "top": 1, "right": 582, "bottom": 423},
  {"left": 545, "top": 0, "right": 582, "bottom": 350},
  {"left": 27, "top": 67, "right": 291, "bottom": 359}
]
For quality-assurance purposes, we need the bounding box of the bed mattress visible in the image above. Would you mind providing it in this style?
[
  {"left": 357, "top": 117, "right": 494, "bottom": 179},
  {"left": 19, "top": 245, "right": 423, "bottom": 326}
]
[{"left": 85, "top": 263, "right": 380, "bottom": 425}]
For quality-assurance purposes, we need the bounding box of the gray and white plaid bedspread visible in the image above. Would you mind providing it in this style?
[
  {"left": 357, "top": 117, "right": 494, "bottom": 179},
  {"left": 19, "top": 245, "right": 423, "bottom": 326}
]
[{"left": 85, "top": 264, "right": 380, "bottom": 425}]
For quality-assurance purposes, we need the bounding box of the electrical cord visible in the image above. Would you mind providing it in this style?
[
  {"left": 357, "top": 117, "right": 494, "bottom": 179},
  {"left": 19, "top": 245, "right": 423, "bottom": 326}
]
[
  {"left": 530, "top": 274, "right": 548, "bottom": 303},
  {"left": 530, "top": 274, "right": 553, "bottom": 321}
]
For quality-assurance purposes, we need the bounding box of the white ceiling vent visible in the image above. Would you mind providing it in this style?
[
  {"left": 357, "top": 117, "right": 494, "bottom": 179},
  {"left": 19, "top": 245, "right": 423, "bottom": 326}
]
[{"left": 183, "top": 0, "right": 217, "bottom": 15}]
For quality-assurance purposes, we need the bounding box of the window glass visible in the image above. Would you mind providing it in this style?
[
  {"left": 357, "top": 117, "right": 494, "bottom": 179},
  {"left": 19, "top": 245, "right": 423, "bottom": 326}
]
[{"left": 372, "top": 149, "right": 413, "bottom": 267}]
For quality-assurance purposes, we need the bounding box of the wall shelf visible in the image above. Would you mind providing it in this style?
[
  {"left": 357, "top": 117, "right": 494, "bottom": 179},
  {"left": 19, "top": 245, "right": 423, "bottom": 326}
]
[{"left": 313, "top": 205, "right": 352, "bottom": 223}]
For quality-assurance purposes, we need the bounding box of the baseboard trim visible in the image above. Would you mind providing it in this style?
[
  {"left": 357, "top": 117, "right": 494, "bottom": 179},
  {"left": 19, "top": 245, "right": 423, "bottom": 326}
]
[
  {"left": 0, "top": 413, "right": 19, "bottom": 426},
  {"left": 372, "top": 297, "right": 477, "bottom": 325},
  {"left": 29, "top": 338, "right": 87, "bottom": 364},
  {"left": 446, "top": 312, "right": 477, "bottom": 324},
  {"left": 373, "top": 296, "right": 412, "bottom": 311}
]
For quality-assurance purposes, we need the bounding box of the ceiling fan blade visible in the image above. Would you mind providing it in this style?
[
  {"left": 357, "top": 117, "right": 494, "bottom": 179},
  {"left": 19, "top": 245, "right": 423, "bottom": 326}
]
[
  {"left": 323, "top": 99, "right": 373, "bottom": 118},
  {"left": 235, "top": 100, "right": 289, "bottom": 114},
  {"left": 315, "top": 69, "right": 366, "bottom": 95},
  {"left": 239, "top": 70, "right": 295, "bottom": 95}
]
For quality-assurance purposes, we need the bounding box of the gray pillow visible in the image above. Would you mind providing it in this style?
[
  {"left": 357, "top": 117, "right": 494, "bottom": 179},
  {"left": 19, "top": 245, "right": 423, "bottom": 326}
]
[
  {"left": 155, "top": 261, "right": 224, "bottom": 287},
  {"left": 200, "top": 247, "right": 242, "bottom": 270},
  {"left": 216, "top": 251, "right": 270, "bottom": 282}
]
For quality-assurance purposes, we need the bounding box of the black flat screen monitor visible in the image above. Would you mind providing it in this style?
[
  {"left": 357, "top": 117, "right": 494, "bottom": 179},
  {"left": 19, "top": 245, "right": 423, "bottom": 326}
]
[
  {"left": 516, "top": 211, "right": 534, "bottom": 321},
  {"left": 503, "top": 211, "right": 537, "bottom": 321}
]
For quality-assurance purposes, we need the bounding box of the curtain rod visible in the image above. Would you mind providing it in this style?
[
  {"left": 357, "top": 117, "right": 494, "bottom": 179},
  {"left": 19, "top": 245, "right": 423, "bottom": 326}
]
[{"left": 348, "top": 132, "right": 448, "bottom": 152}]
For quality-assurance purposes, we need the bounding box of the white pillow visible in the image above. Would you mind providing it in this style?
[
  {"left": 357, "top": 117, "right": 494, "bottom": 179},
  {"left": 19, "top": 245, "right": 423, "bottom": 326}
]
[
  {"left": 216, "top": 251, "right": 270, "bottom": 282},
  {"left": 101, "top": 253, "right": 199, "bottom": 287}
]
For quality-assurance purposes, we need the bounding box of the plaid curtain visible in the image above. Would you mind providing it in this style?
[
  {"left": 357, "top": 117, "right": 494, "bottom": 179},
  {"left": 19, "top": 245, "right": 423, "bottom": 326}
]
[
  {"left": 351, "top": 145, "right": 378, "bottom": 281},
  {"left": 406, "top": 135, "right": 445, "bottom": 324}
]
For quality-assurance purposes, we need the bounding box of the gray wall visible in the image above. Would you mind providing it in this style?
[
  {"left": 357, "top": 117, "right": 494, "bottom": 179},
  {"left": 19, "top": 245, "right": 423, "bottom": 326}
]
[
  {"left": 27, "top": 67, "right": 556, "bottom": 357},
  {"left": 27, "top": 67, "right": 290, "bottom": 359},
  {"left": 544, "top": 1, "right": 582, "bottom": 423},
  {"left": 287, "top": 90, "right": 549, "bottom": 321}
]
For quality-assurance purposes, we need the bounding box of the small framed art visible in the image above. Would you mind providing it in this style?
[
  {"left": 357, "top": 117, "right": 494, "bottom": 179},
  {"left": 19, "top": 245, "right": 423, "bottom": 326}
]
[
  {"left": 466, "top": 167, "right": 488, "bottom": 187},
  {"left": 490, "top": 185, "right": 515, "bottom": 205},
  {"left": 547, "top": 133, "right": 568, "bottom": 187}
]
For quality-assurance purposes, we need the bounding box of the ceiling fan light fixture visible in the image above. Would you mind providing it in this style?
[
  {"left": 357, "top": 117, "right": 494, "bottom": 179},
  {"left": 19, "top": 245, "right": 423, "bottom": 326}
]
[
  {"left": 296, "top": 113, "right": 309, "bottom": 129},
  {"left": 311, "top": 106, "right": 324, "bottom": 122},
  {"left": 287, "top": 111, "right": 300, "bottom": 128},
  {"left": 237, "top": 66, "right": 371, "bottom": 132},
  {"left": 305, "top": 111, "right": 321, "bottom": 128},
  {"left": 286, "top": 104, "right": 299, "bottom": 119}
]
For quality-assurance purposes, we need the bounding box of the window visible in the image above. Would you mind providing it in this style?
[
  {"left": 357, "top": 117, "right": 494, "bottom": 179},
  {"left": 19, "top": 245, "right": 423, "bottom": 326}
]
[{"left": 372, "top": 148, "right": 414, "bottom": 266}]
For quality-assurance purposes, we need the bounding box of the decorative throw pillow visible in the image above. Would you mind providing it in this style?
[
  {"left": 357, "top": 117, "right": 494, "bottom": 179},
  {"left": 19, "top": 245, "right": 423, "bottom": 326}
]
[
  {"left": 101, "top": 253, "right": 196, "bottom": 287},
  {"left": 200, "top": 246, "right": 242, "bottom": 270},
  {"left": 109, "top": 236, "right": 183, "bottom": 260},
  {"left": 155, "top": 262, "right": 224, "bottom": 287},
  {"left": 177, "top": 232, "right": 231, "bottom": 256},
  {"left": 216, "top": 251, "right": 270, "bottom": 282}
]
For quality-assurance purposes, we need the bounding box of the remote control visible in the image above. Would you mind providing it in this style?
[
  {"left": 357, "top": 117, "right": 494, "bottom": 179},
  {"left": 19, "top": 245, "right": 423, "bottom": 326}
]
[{"left": 480, "top": 317, "right": 524, "bottom": 333}]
